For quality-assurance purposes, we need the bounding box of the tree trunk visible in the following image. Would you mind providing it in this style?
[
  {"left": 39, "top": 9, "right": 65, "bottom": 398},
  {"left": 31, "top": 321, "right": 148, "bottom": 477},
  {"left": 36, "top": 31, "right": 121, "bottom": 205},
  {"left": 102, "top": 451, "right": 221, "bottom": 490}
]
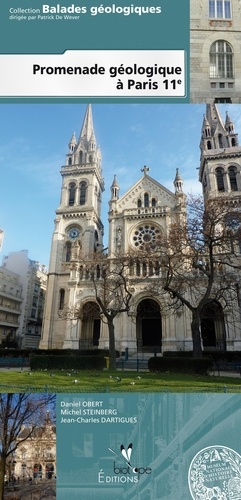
[
  {"left": 0, "top": 456, "right": 6, "bottom": 500},
  {"left": 191, "top": 309, "right": 203, "bottom": 358},
  {"left": 108, "top": 319, "right": 116, "bottom": 370}
]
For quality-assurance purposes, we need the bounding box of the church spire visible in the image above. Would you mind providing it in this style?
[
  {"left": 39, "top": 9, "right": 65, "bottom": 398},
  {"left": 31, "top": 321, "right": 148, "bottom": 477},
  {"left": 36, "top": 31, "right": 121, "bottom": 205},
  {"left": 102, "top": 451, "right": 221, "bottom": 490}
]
[
  {"left": 110, "top": 175, "right": 119, "bottom": 200},
  {"left": 68, "top": 132, "right": 76, "bottom": 153},
  {"left": 199, "top": 104, "right": 241, "bottom": 201},
  {"left": 205, "top": 103, "right": 226, "bottom": 135},
  {"left": 66, "top": 104, "right": 102, "bottom": 170},
  {"left": 174, "top": 168, "right": 183, "bottom": 194},
  {"left": 200, "top": 104, "right": 239, "bottom": 159},
  {"left": 78, "top": 104, "right": 96, "bottom": 146},
  {"left": 225, "top": 111, "right": 235, "bottom": 135}
]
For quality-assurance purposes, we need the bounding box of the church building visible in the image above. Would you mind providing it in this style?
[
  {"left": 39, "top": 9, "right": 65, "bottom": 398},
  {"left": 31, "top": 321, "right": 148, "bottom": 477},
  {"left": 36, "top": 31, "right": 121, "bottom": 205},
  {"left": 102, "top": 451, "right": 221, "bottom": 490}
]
[{"left": 40, "top": 104, "right": 241, "bottom": 354}]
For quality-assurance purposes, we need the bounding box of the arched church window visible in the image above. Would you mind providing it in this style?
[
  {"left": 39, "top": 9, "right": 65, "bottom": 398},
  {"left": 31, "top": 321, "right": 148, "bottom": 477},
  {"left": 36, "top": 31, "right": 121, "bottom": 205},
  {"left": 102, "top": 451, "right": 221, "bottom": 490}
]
[
  {"left": 66, "top": 242, "right": 71, "bottom": 262},
  {"left": 94, "top": 229, "right": 99, "bottom": 252},
  {"left": 218, "top": 134, "right": 223, "bottom": 148},
  {"left": 149, "top": 261, "right": 154, "bottom": 276},
  {"left": 68, "top": 183, "right": 76, "bottom": 206},
  {"left": 154, "top": 261, "right": 160, "bottom": 276},
  {"left": 143, "top": 262, "right": 147, "bottom": 277},
  {"left": 231, "top": 138, "right": 236, "bottom": 147},
  {"left": 68, "top": 157, "right": 72, "bottom": 166},
  {"left": 79, "top": 181, "right": 87, "bottom": 205},
  {"left": 137, "top": 199, "right": 142, "bottom": 208},
  {"left": 209, "top": 40, "right": 233, "bottom": 79},
  {"left": 144, "top": 193, "right": 149, "bottom": 208},
  {"left": 216, "top": 168, "right": 225, "bottom": 191},
  {"left": 151, "top": 198, "right": 157, "bottom": 207},
  {"left": 79, "top": 151, "right": 83, "bottom": 163},
  {"left": 207, "top": 140, "right": 212, "bottom": 150},
  {"left": 59, "top": 289, "right": 65, "bottom": 310},
  {"left": 229, "top": 167, "right": 238, "bottom": 191}
]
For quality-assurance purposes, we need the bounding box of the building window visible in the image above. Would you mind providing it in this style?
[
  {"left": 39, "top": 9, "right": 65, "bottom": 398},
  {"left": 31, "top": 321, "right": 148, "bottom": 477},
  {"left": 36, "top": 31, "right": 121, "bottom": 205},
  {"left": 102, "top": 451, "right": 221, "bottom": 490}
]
[
  {"left": 218, "top": 134, "right": 224, "bottom": 148},
  {"left": 132, "top": 225, "right": 161, "bottom": 250},
  {"left": 151, "top": 198, "right": 157, "bottom": 207},
  {"left": 210, "top": 41, "right": 233, "bottom": 79},
  {"left": 209, "top": 0, "right": 231, "bottom": 19},
  {"left": 68, "top": 183, "right": 76, "bottom": 206},
  {"left": 66, "top": 242, "right": 71, "bottom": 262},
  {"left": 216, "top": 167, "right": 225, "bottom": 191},
  {"left": 59, "top": 289, "right": 65, "bottom": 310},
  {"left": 32, "top": 297, "right": 38, "bottom": 307},
  {"left": 137, "top": 199, "right": 142, "bottom": 208},
  {"left": 79, "top": 181, "right": 87, "bottom": 205},
  {"left": 228, "top": 167, "right": 238, "bottom": 191},
  {"left": 144, "top": 193, "right": 149, "bottom": 208}
]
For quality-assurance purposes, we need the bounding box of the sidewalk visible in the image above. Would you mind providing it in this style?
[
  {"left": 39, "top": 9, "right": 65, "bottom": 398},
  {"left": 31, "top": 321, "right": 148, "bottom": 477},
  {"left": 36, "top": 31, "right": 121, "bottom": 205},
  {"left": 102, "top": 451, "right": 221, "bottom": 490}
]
[
  {"left": 4, "top": 479, "right": 56, "bottom": 499},
  {"left": 210, "top": 370, "right": 241, "bottom": 378}
]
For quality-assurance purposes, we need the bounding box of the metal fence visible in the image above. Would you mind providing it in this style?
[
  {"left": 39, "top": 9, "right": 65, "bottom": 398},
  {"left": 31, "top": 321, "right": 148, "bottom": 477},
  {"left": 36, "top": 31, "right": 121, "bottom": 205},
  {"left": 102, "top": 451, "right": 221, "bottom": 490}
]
[{"left": 0, "top": 382, "right": 241, "bottom": 394}]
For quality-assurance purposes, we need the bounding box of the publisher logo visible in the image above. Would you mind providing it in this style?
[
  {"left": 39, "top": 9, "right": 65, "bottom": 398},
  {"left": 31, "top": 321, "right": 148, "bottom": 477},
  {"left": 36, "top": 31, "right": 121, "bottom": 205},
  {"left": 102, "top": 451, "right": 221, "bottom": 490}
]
[{"left": 98, "top": 442, "right": 152, "bottom": 484}]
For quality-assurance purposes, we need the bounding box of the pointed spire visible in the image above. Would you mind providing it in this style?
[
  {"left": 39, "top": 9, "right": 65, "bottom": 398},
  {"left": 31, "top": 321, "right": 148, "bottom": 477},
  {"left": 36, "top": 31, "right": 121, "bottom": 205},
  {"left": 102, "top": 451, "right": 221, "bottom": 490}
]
[
  {"left": 201, "top": 114, "right": 211, "bottom": 139},
  {"left": 78, "top": 104, "right": 96, "bottom": 144},
  {"left": 225, "top": 111, "right": 235, "bottom": 134},
  {"left": 206, "top": 103, "right": 226, "bottom": 134},
  {"left": 111, "top": 175, "right": 119, "bottom": 188},
  {"left": 174, "top": 168, "right": 183, "bottom": 194},
  {"left": 110, "top": 175, "right": 119, "bottom": 200},
  {"left": 68, "top": 132, "right": 76, "bottom": 153}
]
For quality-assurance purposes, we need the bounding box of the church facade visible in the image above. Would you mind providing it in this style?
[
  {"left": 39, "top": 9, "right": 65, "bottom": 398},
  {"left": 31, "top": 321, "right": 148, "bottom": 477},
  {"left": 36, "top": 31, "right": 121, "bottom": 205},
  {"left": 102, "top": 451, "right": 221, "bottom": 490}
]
[{"left": 40, "top": 104, "right": 241, "bottom": 354}]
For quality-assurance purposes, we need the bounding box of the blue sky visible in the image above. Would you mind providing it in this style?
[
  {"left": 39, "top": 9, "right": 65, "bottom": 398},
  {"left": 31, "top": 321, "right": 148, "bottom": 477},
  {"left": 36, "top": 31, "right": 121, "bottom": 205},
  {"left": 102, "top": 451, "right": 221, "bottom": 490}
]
[{"left": 0, "top": 103, "right": 240, "bottom": 267}]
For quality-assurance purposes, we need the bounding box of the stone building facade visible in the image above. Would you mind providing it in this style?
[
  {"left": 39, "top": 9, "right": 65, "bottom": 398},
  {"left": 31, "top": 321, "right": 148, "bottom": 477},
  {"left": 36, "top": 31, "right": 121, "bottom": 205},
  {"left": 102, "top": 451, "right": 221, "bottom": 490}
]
[
  {"left": 0, "top": 267, "right": 23, "bottom": 344},
  {"left": 190, "top": 0, "right": 241, "bottom": 103},
  {"left": 10, "top": 412, "right": 56, "bottom": 482},
  {"left": 2, "top": 251, "right": 47, "bottom": 348},
  {"left": 40, "top": 104, "right": 241, "bottom": 355}
]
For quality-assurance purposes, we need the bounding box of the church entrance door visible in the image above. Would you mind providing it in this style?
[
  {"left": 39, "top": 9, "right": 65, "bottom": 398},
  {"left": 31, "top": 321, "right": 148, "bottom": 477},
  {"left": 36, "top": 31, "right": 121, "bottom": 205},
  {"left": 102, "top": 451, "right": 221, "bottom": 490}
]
[
  {"left": 80, "top": 302, "right": 100, "bottom": 349},
  {"left": 201, "top": 301, "right": 226, "bottom": 351},
  {"left": 136, "top": 299, "right": 162, "bottom": 352}
]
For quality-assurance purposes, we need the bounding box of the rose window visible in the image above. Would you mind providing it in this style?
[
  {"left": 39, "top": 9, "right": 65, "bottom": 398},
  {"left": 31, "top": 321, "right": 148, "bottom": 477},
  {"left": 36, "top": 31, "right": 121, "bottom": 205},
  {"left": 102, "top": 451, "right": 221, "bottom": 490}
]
[{"left": 132, "top": 225, "right": 161, "bottom": 249}]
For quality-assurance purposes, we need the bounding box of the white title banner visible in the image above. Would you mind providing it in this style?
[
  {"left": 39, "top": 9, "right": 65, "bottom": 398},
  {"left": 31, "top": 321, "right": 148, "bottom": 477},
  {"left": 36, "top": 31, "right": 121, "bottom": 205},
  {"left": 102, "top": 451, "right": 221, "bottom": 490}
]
[{"left": 0, "top": 50, "right": 186, "bottom": 97}]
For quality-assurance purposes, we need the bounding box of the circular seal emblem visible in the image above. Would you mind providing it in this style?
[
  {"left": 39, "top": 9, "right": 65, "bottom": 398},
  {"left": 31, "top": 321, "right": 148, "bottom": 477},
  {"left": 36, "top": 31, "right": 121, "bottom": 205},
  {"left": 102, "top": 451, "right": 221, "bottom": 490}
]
[{"left": 188, "top": 446, "right": 241, "bottom": 500}]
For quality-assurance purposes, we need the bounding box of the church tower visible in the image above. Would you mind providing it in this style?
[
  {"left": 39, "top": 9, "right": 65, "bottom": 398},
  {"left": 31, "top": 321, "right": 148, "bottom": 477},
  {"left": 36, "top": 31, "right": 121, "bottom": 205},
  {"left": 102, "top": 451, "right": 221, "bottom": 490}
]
[
  {"left": 199, "top": 103, "right": 241, "bottom": 202},
  {"left": 40, "top": 105, "right": 104, "bottom": 348}
]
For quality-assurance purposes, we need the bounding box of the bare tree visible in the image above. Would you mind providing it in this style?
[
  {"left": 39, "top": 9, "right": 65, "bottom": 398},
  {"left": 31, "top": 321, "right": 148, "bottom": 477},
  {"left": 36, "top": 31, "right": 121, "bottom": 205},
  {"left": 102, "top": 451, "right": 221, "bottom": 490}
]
[
  {"left": 76, "top": 252, "right": 133, "bottom": 369},
  {"left": 0, "top": 393, "right": 55, "bottom": 500},
  {"left": 158, "top": 195, "right": 241, "bottom": 357},
  {"left": 135, "top": 196, "right": 241, "bottom": 357},
  {"left": 58, "top": 251, "right": 134, "bottom": 370}
]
